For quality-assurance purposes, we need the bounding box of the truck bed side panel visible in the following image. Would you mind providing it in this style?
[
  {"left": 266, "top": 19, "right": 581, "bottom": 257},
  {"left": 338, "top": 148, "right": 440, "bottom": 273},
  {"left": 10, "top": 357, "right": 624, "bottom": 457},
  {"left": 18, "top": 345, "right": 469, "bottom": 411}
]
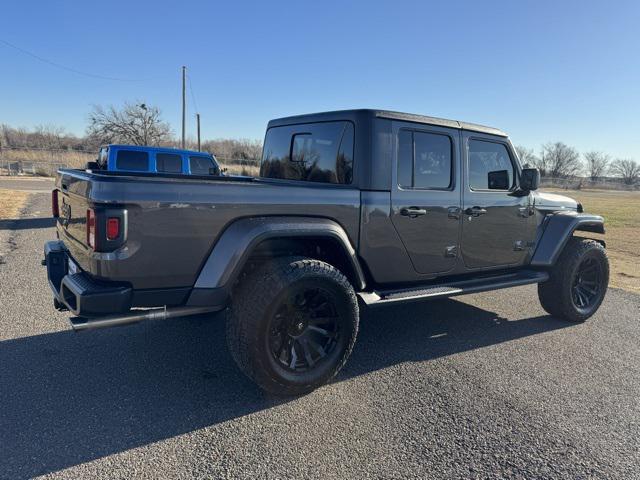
[{"left": 57, "top": 172, "right": 361, "bottom": 290}]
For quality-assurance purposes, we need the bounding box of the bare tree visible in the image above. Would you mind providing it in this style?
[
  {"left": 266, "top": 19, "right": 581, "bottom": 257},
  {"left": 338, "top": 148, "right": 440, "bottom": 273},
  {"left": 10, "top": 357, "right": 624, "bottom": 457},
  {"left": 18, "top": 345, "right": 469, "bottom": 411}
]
[
  {"left": 609, "top": 158, "right": 640, "bottom": 185},
  {"left": 32, "top": 124, "right": 66, "bottom": 150},
  {"left": 541, "top": 142, "right": 582, "bottom": 178},
  {"left": 583, "top": 151, "right": 610, "bottom": 181},
  {"left": 86, "top": 102, "right": 172, "bottom": 146},
  {"left": 1, "top": 124, "right": 30, "bottom": 148},
  {"left": 201, "top": 138, "right": 263, "bottom": 161},
  {"left": 514, "top": 145, "right": 539, "bottom": 169}
]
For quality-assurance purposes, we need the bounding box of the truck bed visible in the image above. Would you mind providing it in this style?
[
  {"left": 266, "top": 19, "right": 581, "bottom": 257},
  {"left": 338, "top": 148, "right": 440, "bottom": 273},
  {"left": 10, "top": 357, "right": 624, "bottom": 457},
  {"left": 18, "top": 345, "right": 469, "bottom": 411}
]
[{"left": 54, "top": 169, "right": 361, "bottom": 292}]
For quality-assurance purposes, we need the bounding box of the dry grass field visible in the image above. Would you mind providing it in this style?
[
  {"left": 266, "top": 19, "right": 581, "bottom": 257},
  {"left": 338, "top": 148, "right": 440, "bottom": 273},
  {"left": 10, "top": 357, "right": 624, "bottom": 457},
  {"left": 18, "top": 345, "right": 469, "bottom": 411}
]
[
  {"left": 223, "top": 163, "right": 260, "bottom": 176},
  {"left": 543, "top": 188, "right": 640, "bottom": 293},
  {"left": 0, "top": 149, "right": 93, "bottom": 170},
  {"left": 0, "top": 189, "right": 30, "bottom": 219}
]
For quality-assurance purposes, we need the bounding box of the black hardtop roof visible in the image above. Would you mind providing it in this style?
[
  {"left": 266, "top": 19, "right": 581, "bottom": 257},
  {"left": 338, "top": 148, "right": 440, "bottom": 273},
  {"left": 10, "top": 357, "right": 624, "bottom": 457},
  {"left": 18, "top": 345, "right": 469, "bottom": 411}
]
[{"left": 267, "top": 109, "right": 508, "bottom": 137}]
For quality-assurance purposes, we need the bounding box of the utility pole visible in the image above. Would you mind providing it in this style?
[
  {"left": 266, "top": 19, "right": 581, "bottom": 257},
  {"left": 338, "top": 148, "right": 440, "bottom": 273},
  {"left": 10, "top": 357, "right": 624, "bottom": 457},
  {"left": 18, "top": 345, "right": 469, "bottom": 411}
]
[
  {"left": 181, "top": 66, "right": 186, "bottom": 149},
  {"left": 196, "top": 113, "right": 201, "bottom": 152}
]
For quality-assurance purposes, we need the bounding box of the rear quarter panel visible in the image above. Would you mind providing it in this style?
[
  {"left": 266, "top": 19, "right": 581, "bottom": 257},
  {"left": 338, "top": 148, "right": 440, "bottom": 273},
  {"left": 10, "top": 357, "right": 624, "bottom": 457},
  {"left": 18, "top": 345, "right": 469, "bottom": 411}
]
[{"left": 59, "top": 173, "right": 361, "bottom": 290}]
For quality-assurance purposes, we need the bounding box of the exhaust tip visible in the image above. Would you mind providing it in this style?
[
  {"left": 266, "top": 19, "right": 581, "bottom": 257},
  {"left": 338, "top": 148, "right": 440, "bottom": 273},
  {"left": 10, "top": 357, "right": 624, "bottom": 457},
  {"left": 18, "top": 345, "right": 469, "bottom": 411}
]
[{"left": 69, "top": 317, "right": 89, "bottom": 332}]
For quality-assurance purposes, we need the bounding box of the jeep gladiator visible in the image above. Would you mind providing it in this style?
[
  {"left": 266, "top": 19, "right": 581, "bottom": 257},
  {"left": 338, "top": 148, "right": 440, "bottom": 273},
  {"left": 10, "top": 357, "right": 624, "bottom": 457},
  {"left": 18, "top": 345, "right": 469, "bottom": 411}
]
[{"left": 45, "top": 109, "right": 609, "bottom": 395}]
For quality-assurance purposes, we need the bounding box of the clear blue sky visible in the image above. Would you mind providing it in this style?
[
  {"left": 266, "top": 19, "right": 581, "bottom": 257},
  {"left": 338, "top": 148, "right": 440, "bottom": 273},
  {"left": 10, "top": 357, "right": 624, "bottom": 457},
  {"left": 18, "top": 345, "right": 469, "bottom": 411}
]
[{"left": 1, "top": 0, "right": 639, "bottom": 158}]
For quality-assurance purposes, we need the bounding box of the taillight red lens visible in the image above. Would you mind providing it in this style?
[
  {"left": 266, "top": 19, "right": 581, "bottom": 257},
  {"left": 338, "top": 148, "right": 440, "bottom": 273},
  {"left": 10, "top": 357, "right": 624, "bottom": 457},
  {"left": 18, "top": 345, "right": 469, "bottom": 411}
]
[
  {"left": 106, "top": 217, "right": 120, "bottom": 240},
  {"left": 52, "top": 190, "right": 59, "bottom": 218},
  {"left": 86, "top": 209, "right": 95, "bottom": 248}
]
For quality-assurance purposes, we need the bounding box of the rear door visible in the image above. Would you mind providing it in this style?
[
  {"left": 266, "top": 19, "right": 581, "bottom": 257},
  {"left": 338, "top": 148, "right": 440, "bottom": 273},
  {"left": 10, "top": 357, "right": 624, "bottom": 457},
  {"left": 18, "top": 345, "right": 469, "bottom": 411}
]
[
  {"left": 390, "top": 122, "right": 462, "bottom": 275},
  {"left": 460, "top": 131, "right": 535, "bottom": 269}
]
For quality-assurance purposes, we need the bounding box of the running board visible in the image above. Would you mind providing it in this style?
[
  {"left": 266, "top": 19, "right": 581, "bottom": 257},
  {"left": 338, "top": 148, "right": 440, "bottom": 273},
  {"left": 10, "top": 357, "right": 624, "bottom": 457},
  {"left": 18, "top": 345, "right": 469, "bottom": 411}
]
[{"left": 358, "top": 270, "right": 549, "bottom": 306}]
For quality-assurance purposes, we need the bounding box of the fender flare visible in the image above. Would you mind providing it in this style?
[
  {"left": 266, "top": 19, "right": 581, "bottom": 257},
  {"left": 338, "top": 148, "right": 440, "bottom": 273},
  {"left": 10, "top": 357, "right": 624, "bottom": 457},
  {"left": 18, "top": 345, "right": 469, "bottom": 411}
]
[
  {"left": 192, "top": 216, "right": 366, "bottom": 294},
  {"left": 530, "top": 211, "right": 605, "bottom": 268}
]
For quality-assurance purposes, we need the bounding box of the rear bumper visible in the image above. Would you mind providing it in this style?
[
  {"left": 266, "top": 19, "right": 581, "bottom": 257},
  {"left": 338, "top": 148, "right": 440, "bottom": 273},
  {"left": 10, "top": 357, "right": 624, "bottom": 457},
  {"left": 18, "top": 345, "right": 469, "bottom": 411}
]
[
  {"left": 44, "top": 241, "right": 132, "bottom": 316},
  {"left": 44, "top": 240, "right": 229, "bottom": 317}
]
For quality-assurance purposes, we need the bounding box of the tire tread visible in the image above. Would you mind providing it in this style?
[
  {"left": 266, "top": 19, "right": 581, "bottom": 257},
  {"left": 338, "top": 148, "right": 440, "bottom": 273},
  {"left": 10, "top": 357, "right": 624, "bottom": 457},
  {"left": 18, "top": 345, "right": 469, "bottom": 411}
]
[
  {"left": 538, "top": 237, "right": 608, "bottom": 322},
  {"left": 226, "top": 256, "right": 358, "bottom": 395}
]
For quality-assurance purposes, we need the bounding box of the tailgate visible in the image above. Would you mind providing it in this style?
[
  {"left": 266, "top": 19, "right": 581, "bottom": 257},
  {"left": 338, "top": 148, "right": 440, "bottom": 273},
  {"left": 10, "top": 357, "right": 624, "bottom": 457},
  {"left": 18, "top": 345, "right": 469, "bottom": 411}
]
[{"left": 55, "top": 173, "right": 91, "bottom": 247}]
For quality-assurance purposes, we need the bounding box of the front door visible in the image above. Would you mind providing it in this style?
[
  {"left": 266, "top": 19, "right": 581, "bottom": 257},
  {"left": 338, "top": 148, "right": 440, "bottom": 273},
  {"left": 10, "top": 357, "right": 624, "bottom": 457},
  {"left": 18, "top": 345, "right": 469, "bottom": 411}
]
[
  {"left": 461, "top": 132, "right": 535, "bottom": 269},
  {"left": 390, "top": 123, "right": 461, "bottom": 275}
]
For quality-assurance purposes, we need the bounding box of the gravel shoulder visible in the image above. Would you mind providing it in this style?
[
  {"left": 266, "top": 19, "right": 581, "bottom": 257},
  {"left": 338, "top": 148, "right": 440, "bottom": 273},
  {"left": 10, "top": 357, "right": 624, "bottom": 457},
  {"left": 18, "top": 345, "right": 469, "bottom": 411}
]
[{"left": 1, "top": 193, "right": 639, "bottom": 479}]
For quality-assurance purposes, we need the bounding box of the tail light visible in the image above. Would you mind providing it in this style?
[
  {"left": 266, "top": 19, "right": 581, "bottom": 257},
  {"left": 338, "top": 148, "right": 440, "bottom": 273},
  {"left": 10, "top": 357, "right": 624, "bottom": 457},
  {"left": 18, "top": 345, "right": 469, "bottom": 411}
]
[
  {"left": 86, "top": 209, "right": 95, "bottom": 248},
  {"left": 52, "top": 190, "right": 59, "bottom": 218},
  {"left": 106, "top": 217, "right": 120, "bottom": 240}
]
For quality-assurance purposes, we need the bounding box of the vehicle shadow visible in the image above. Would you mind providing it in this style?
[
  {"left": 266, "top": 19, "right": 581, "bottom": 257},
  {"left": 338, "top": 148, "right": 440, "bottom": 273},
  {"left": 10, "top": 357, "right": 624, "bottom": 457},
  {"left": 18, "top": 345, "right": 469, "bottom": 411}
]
[
  {"left": 0, "top": 299, "right": 569, "bottom": 478},
  {"left": 0, "top": 217, "right": 56, "bottom": 231}
]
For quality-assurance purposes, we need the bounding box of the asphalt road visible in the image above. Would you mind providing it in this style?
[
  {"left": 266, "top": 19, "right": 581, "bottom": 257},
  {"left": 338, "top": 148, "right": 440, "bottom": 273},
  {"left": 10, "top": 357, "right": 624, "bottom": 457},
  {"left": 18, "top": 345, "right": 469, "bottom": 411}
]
[
  {"left": 1, "top": 193, "right": 639, "bottom": 479},
  {"left": 0, "top": 176, "right": 55, "bottom": 193}
]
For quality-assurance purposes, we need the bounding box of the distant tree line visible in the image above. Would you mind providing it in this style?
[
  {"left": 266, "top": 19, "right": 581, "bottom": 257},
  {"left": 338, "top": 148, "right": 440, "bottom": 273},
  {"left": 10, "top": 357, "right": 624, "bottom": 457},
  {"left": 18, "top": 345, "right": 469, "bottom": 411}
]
[
  {"left": 516, "top": 143, "right": 639, "bottom": 185},
  {"left": 0, "top": 101, "right": 263, "bottom": 163},
  {"left": 0, "top": 123, "right": 97, "bottom": 151}
]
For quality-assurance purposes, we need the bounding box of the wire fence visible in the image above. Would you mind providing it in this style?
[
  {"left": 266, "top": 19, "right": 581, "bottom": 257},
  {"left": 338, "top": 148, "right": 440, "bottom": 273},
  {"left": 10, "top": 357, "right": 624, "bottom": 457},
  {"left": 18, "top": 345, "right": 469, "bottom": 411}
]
[
  {"left": 0, "top": 147, "right": 92, "bottom": 176},
  {"left": 540, "top": 176, "right": 639, "bottom": 191}
]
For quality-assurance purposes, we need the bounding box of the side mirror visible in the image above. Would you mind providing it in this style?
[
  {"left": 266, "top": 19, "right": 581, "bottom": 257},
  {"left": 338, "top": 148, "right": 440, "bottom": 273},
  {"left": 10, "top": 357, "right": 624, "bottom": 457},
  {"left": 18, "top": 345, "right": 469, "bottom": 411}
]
[
  {"left": 520, "top": 167, "right": 540, "bottom": 191},
  {"left": 487, "top": 169, "right": 510, "bottom": 190}
]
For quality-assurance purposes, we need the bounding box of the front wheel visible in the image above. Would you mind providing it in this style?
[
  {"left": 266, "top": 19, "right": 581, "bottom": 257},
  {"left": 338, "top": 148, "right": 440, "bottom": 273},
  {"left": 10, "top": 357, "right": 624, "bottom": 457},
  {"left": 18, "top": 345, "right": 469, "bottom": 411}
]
[
  {"left": 226, "top": 257, "right": 359, "bottom": 395},
  {"left": 538, "top": 238, "right": 609, "bottom": 322}
]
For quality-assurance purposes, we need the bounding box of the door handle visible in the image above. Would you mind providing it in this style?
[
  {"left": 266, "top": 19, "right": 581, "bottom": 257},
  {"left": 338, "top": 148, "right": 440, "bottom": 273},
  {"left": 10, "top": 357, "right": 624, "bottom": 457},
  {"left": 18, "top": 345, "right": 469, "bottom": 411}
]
[
  {"left": 447, "top": 207, "right": 461, "bottom": 220},
  {"left": 464, "top": 206, "right": 487, "bottom": 217},
  {"left": 400, "top": 207, "right": 428, "bottom": 218}
]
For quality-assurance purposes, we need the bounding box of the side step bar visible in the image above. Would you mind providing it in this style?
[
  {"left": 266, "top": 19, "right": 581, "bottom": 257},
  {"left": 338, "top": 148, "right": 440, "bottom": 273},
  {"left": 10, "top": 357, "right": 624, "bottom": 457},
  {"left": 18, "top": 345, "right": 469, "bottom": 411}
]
[
  {"left": 70, "top": 306, "right": 220, "bottom": 331},
  {"left": 359, "top": 270, "right": 549, "bottom": 306}
]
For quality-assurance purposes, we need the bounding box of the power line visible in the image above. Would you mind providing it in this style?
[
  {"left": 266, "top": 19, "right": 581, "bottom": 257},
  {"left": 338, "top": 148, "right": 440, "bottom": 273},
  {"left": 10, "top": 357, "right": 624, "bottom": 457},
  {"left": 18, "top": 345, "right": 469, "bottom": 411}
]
[
  {"left": 187, "top": 74, "right": 199, "bottom": 113},
  {"left": 0, "top": 38, "right": 169, "bottom": 82}
]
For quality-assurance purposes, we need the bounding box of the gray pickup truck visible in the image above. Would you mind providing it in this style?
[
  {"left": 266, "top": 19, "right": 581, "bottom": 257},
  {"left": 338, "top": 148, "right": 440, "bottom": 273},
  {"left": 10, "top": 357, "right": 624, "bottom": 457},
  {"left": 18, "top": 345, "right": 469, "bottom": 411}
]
[{"left": 45, "top": 109, "right": 609, "bottom": 395}]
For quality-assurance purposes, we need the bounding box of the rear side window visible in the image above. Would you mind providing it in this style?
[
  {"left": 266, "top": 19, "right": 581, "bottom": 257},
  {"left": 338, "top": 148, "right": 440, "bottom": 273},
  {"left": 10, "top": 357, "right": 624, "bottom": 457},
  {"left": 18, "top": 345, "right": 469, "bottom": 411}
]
[
  {"left": 98, "top": 147, "right": 108, "bottom": 168},
  {"left": 260, "top": 121, "right": 354, "bottom": 184},
  {"left": 189, "top": 156, "right": 215, "bottom": 175},
  {"left": 115, "top": 150, "right": 149, "bottom": 171},
  {"left": 156, "top": 153, "right": 183, "bottom": 173},
  {"left": 397, "top": 130, "right": 453, "bottom": 189},
  {"left": 468, "top": 140, "right": 514, "bottom": 190}
]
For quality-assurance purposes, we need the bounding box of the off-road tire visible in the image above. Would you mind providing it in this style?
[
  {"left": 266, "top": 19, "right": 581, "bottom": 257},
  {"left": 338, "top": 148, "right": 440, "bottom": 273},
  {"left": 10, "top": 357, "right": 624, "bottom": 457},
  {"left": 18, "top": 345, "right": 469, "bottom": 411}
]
[
  {"left": 538, "top": 237, "right": 609, "bottom": 322},
  {"left": 226, "top": 256, "right": 359, "bottom": 395}
]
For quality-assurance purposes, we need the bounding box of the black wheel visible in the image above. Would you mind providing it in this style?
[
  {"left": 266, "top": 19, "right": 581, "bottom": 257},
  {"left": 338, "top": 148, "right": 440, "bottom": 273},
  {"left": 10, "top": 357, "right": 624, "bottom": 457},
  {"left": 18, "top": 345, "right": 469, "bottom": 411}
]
[
  {"left": 538, "top": 238, "right": 609, "bottom": 322},
  {"left": 226, "top": 257, "right": 359, "bottom": 395}
]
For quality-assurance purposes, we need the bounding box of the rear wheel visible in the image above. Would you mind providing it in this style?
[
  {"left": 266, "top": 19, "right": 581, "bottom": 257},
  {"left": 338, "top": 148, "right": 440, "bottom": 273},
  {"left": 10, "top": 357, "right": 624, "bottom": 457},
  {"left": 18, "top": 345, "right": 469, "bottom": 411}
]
[
  {"left": 538, "top": 238, "right": 609, "bottom": 322},
  {"left": 226, "top": 257, "right": 359, "bottom": 395}
]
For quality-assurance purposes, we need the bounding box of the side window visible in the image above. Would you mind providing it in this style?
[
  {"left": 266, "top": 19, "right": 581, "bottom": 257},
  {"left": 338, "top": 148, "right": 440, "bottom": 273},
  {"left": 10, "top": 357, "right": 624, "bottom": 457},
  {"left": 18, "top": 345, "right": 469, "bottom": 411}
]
[
  {"left": 115, "top": 150, "right": 148, "bottom": 171},
  {"left": 156, "top": 153, "right": 182, "bottom": 173},
  {"left": 189, "top": 156, "right": 214, "bottom": 175},
  {"left": 468, "top": 140, "right": 514, "bottom": 190},
  {"left": 260, "top": 121, "right": 354, "bottom": 184},
  {"left": 414, "top": 132, "right": 452, "bottom": 189},
  {"left": 397, "top": 130, "right": 453, "bottom": 189},
  {"left": 397, "top": 130, "right": 413, "bottom": 188}
]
